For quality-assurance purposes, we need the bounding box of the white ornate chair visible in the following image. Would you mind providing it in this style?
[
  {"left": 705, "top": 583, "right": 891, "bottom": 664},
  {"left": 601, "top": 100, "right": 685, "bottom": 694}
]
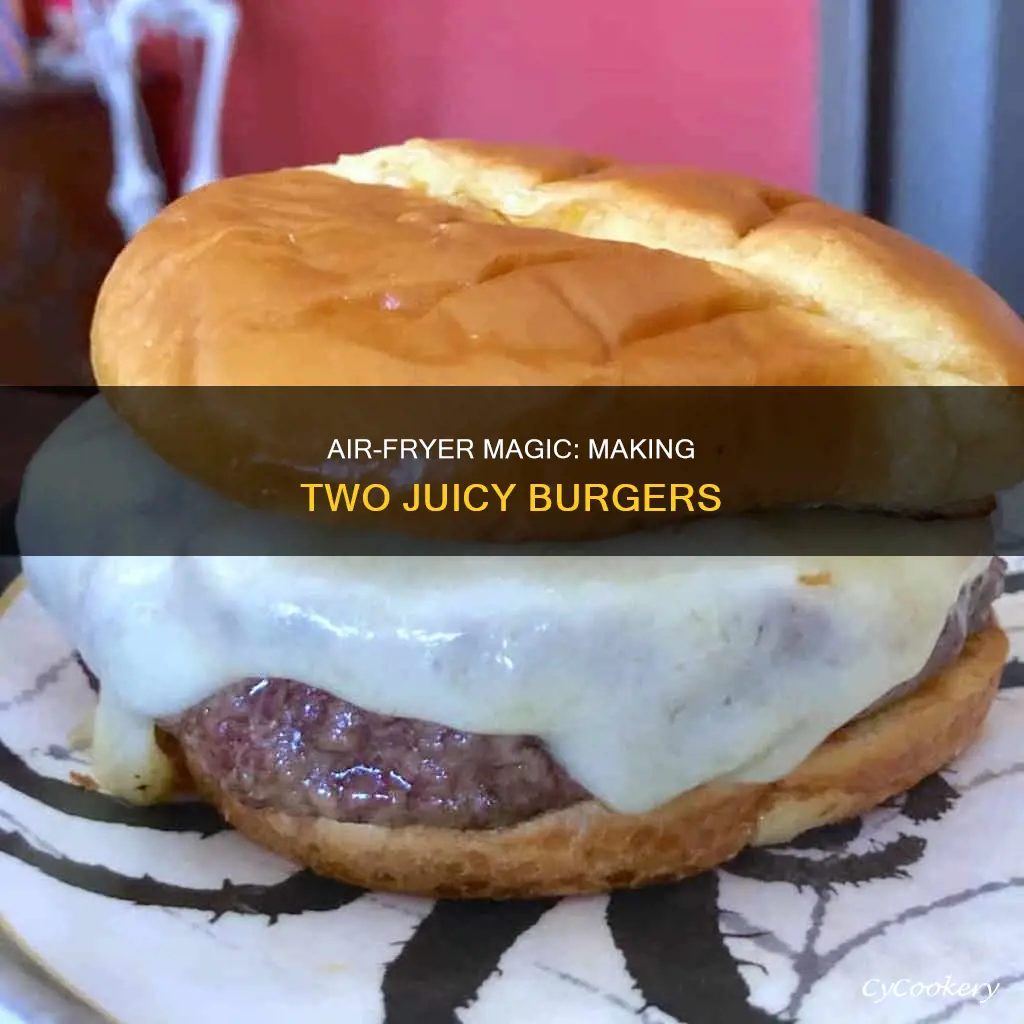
[{"left": 72, "top": 0, "right": 239, "bottom": 238}]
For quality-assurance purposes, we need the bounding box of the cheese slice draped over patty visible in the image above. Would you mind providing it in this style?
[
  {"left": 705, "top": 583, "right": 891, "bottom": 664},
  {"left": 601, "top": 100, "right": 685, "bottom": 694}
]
[{"left": 17, "top": 398, "right": 992, "bottom": 813}]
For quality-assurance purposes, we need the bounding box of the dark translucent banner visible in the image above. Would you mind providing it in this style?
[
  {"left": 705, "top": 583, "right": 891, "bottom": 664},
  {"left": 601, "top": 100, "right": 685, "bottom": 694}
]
[{"left": 8, "top": 386, "right": 1024, "bottom": 556}]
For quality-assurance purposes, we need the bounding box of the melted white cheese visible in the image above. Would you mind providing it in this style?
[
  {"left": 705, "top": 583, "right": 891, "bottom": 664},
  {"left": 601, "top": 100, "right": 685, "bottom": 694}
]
[{"left": 17, "top": 398, "right": 992, "bottom": 813}]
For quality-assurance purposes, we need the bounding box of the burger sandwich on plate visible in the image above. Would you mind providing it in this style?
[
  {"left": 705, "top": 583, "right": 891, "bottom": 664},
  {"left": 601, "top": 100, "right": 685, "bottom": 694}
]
[{"left": 14, "top": 139, "right": 1024, "bottom": 898}]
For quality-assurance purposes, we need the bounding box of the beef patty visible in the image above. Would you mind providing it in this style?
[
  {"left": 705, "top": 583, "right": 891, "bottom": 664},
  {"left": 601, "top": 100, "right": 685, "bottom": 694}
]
[{"left": 81, "top": 559, "right": 1005, "bottom": 830}]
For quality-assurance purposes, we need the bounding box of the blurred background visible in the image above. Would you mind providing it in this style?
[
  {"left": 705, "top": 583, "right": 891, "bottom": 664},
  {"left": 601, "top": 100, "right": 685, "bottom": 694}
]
[{"left": 1, "top": 0, "right": 1022, "bottom": 506}]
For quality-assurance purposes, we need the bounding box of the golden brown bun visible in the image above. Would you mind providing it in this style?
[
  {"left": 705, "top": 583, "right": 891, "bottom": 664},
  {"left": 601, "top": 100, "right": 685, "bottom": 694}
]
[
  {"left": 95, "top": 138, "right": 1024, "bottom": 387},
  {"left": 178, "top": 625, "right": 1007, "bottom": 899},
  {"left": 90, "top": 139, "right": 1024, "bottom": 536}
]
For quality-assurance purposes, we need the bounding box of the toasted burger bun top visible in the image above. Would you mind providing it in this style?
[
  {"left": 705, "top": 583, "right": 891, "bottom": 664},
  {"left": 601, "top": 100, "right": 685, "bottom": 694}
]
[
  {"left": 88, "top": 139, "right": 1024, "bottom": 532},
  {"left": 94, "top": 137, "right": 1024, "bottom": 388}
]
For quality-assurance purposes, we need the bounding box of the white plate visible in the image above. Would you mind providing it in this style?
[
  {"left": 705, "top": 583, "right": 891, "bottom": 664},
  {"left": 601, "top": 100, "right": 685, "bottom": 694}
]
[{"left": 0, "top": 570, "right": 1022, "bottom": 1024}]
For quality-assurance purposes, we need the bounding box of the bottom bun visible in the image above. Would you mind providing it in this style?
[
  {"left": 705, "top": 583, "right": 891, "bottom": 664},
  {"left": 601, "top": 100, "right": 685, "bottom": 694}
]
[{"left": 186, "top": 626, "right": 1007, "bottom": 898}]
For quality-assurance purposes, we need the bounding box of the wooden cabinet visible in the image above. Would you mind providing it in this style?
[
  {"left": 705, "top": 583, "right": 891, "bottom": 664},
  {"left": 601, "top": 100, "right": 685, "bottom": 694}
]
[
  {"left": 1, "top": 76, "right": 120, "bottom": 386},
  {"left": 0, "top": 72, "right": 176, "bottom": 511},
  {"left": 0, "top": 73, "right": 176, "bottom": 387}
]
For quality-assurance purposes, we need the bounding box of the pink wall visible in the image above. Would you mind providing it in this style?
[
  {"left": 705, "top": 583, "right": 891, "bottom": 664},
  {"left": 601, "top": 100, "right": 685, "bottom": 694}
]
[{"left": 218, "top": 0, "right": 816, "bottom": 191}]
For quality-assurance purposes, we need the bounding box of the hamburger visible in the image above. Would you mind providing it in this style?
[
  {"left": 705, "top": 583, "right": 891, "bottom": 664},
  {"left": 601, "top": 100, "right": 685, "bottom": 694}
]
[{"left": 13, "top": 139, "right": 1024, "bottom": 899}]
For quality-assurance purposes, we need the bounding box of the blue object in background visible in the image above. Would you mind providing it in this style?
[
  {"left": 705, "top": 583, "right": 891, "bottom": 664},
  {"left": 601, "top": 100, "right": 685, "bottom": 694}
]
[{"left": 0, "top": 1, "right": 29, "bottom": 85}]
